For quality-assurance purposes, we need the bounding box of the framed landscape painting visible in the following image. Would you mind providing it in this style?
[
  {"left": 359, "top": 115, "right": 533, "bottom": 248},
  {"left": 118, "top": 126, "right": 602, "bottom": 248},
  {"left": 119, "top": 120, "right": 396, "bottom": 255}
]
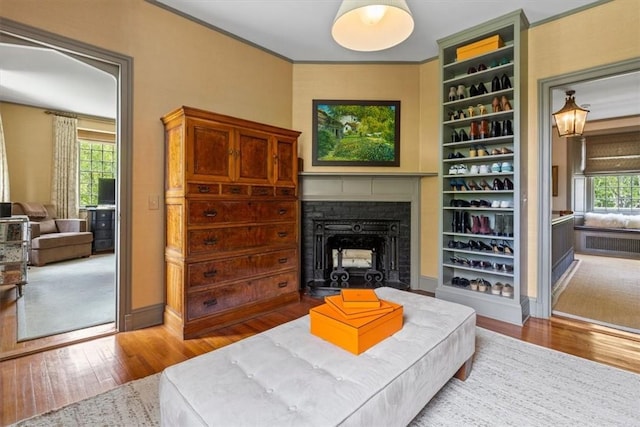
[{"left": 312, "top": 100, "right": 400, "bottom": 166}]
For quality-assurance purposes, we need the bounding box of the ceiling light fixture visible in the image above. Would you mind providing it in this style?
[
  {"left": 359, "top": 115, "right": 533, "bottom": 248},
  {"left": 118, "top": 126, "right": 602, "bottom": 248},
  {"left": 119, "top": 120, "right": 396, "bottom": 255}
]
[
  {"left": 331, "top": 0, "right": 414, "bottom": 52},
  {"left": 552, "top": 90, "right": 590, "bottom": 137}
]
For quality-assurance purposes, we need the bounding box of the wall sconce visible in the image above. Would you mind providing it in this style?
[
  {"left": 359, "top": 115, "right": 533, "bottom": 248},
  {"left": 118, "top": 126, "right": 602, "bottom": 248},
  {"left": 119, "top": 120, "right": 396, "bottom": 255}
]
[
  {"left": 331, "top": 0, "right": 414, "bottom": 52},
  {"left": 552, "top": 90, "right": 590, "bottom": 137}
]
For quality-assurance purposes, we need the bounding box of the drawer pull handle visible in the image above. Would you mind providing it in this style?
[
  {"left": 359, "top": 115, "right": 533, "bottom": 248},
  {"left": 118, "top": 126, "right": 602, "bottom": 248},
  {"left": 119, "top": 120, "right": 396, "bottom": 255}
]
[
  {"left": 282, "top": 189, "right": 291, "bottom": 195},
  {"left": 230, "top": 187, "right": 241, "bottom": 194},
  {"left": 278, "top": 281, "right": 288, "bottom": 288},
  {"left": 198, "top": 185, "right": 211, "bottom": 193},
  {"left": 203, "top": 209, "right": 218, "bottom": 217},
  {"left": 204, "top": 238, "right": 218, "bottom": 246},
  {"left": 203, "top": 270, "right": 217, "bottom": 278},
  {"left": 255, "top": 188, "right": 269, "bottom": 195},
  {"left": 278, "top": 232, "right": 288, "bottom": 238},
  {"left": 278, "top": 209, "right": 287, "bottom": 215},
  {"left": 278, "top": 257, "right": 288, "bottom": 264},
  {"left": 203, "top": 298, "right": 217, "bottom": 307}
]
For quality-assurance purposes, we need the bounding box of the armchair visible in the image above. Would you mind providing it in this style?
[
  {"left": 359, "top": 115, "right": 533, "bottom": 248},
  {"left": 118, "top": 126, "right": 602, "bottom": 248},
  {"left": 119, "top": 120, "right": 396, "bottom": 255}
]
[{"left": 11, "top": 203, "right": 93, "bottom": 266}]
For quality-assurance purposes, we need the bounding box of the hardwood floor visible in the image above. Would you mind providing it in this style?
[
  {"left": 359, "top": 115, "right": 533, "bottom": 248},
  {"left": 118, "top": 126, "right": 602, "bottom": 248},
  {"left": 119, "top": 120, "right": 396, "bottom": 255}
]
[{"left": 2, "top": 292, "right": 639, "bottom": 426}]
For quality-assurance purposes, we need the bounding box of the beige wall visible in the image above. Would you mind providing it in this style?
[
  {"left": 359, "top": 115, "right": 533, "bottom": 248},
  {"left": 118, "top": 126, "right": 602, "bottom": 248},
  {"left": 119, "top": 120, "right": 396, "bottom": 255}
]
[
  {"left": 1, "top": 103, "right": 52, "bottom": 203},
  {"left": 1, "top": 0, "right": 294, "bottom": 310},
  {"left": 2, "top": 0, "right": 638, "bottom": 312}
]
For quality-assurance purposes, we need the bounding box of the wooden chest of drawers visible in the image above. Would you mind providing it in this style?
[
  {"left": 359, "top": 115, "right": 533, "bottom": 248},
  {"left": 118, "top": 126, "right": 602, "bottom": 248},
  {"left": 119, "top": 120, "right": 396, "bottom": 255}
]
[{"left": 162, "top": 106, "right": 301, "bottom": 339}]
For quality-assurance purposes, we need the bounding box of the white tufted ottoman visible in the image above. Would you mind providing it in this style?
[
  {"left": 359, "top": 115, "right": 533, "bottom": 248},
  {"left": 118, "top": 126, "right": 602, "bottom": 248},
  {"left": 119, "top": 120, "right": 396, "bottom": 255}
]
[{"left": 159, "top": 287, "right": 476, "bottom": 426}]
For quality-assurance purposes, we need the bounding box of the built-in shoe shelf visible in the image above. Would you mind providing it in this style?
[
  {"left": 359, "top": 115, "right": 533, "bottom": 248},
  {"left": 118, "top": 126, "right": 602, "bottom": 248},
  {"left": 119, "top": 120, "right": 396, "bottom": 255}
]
[{"left": 436, "top": 10, "right": 530, "bottom": 325}]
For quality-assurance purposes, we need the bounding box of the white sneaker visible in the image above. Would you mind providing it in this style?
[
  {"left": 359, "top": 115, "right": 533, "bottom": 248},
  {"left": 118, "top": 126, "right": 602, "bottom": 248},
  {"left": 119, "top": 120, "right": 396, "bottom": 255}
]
[
  {"left": 500, "top": 200, "right": 513, "bottom": 208},
  {"left": 457, "top": 164, "right": 468, "bottom": 174},
  {"left": 470, "top": 165, "right": 480, "bottom": 174},
  {"left": 501, "top": 162, "right": 513, "bottom": 172},
  {"left": 492, "top": 282, "right": 503, "bottom": 295},
  {"left": 491, "top": 163, "right": 501, "bottom": 173},
  {"left": 479, "top": 164, "right": 490, "bottom": 174},
  {"left": 491, "top": 200, "right": 501, "bottom": 208},
  {"left": 449, "top": 165, "right": 458, "bottom": 175},
  {"left": 501, "top": 284, "right": 513, "bottom": 297}
]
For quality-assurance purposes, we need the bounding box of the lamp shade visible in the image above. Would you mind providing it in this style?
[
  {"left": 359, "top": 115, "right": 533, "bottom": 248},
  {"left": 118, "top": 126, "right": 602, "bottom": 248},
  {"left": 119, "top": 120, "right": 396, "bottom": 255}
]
[
  {"left": 552, "top": 90, "right": 590, "bottom": 137},
  {"left": 332, "top": 0, "right": 414, "bottom": 52}
]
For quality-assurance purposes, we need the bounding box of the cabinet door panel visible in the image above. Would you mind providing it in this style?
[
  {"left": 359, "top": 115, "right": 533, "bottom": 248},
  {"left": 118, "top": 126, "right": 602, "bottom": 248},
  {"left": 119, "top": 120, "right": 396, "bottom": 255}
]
[
  {"left": 236, "top": 130, "right": 272, "bottom": 184},
  {"left": 188, "top": 120, "right": 233, "bottom": 182},
  {"left": 274, "top": 136, "right": 297, "bottom": 187}
]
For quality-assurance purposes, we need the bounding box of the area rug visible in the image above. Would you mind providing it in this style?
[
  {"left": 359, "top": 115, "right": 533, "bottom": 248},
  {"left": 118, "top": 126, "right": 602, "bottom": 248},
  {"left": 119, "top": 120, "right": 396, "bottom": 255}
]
[
  {"left": 553, "top": 254, "right": 640, "bottom": 334},
  {"left": 12, "top": 327, "right": 640, "bottom": 426},
  {"left": 16, "top": 254, "right": 116, "bottom": 342}
]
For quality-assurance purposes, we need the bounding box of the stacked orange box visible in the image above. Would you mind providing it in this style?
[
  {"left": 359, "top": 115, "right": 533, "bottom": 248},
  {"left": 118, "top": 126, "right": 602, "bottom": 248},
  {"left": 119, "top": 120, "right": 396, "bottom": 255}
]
[{"left": 309, "top": 289, "right": 403, "bottom": 355}]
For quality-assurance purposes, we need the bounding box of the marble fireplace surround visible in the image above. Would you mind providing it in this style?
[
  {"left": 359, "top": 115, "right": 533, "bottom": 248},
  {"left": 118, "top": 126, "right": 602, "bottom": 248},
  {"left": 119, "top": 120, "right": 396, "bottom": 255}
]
[{"left": 299, "top": 172, "right": 434, "bottom": 290}]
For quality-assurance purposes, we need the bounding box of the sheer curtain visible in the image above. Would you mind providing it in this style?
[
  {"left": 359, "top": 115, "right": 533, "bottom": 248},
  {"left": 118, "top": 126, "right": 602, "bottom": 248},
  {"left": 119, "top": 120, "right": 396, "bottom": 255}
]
[
  {"left": 0, "top": 112, "right": 10, "bottom": 202},
  {"left": 51, "top": 115, "right": 79, "bottom": 218}
]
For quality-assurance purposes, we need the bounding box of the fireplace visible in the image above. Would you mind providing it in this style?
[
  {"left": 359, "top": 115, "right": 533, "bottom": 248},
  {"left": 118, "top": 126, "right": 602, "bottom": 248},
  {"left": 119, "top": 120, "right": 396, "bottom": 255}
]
[{"left": 302, "top": 201, "right": 410, "bottom": 296}]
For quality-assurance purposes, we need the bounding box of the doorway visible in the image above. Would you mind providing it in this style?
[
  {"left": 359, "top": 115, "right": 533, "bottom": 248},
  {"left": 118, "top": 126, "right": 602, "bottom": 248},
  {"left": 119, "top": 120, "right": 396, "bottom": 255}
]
[
  {"left": 538, "top": 58, "right": 640, "bottom": 332},
  {"left": 0, "top": 19, "right": 132, "bottom": 360}
]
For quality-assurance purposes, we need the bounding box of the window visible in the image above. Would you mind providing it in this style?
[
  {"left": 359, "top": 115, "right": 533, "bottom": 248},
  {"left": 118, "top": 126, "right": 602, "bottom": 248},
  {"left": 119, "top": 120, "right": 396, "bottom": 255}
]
[
  {"left": 79, "top": 140, "right": 116, "bottom": 207},
  {"left": 592, "top": 174, "right": 640, "bottom": 212}
]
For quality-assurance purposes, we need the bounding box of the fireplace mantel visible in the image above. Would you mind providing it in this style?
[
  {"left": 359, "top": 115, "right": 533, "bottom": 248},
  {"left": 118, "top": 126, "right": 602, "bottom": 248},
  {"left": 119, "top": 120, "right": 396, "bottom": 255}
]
[{"left": 300, "top": 173, "right": 430, "bottom": 290}]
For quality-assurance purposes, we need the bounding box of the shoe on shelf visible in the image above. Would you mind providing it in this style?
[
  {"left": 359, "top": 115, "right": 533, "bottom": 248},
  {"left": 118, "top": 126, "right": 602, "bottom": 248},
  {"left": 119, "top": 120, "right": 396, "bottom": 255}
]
[
  {"left": 451, "top": 130, "right": 461, "bottom": 142},
  {"left": 493, "top": 178, "right": 505, "bottom": 190},
  {"left": 491, "top": 75, "right": 501, "bottom": 92},
  {"left": 491, "top": 200, "right": 501, "bottom": 208},
  {"left": 470, "top": 279, "right": 479, "bottom": 291},
  {"left": 500, "top": 95, "right": 512, "bottom": 111},
  {"left": 449, "top": 165, "right": 459, "bottom": 175},
  {"left": 457, "top": 164, "right": 469, "bottom": 174},
  {"left": 479, "top": 164, "right": 490, "bottom": 174},
  {"left": 476, "top": 145, "right": 489, "bottom": 156},
  {"left": 500, "top": 147, "right": 513, "bottom": 154},
  {"left": 460, "top": 129, "right": 470, "bottom": 141},
  {"left": 469, "top": 165, "right": 480, "bottom": 174},
  {"left": 469, "top": 146, "right": 477, "bottom": 157},
  {"left": 499, "top": 200, "right": 513, "bottom": 208},
  {"left": 492, "top": 282, "right": 503, "bottom": 295},
  {"left": 469, "top": 85, "right": 479, "bottom": 97},
  {"left": 467, "top": 180, "right": 480, "bottom": 190},
  {"left": 478, "top": 240, "right": 492, "bottom": 251},
  {"left": 492, "top": 96, "right": 501, "bottom": 112},
  {"left": 480, "top": 179, "right": 491, "bottom": 190},
  {"left": 501, "top": 283, "right": 513, "bottom": 297},
  {"left": 491, "top": 162, "right": 501, "bottom": 173},
  {"left": 501, "top": 161, "right": 513, "bottom": 172},
  {"left": 501, "top": 74, "right": 512, "bottom": 89},
  {"left": 503, "top": 177, "right": 514, "bottom": 190}
]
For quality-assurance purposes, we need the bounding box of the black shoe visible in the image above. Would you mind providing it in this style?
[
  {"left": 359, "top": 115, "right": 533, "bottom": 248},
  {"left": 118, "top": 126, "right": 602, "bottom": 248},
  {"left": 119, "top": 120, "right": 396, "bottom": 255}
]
[
  {"left": 491, "top": 75, "right": 501, "bottom": 92},
  {"left": 504, "top": 178, "right": 514, "bottom": 190},
  {"left": 501, "top": 73, "right": 512, "bottom": 89},
  {"left": 502, "top": 120, "right": 513, "bottom": 136},
  {"left": 476, "top": 82, "right": 488, "bottom": 95},
  {"left": 451, "top": 130, "right": 460, "bottom": 142},
  {"left": 478, "top": 240, "right": 492, "bottom": 251},
  {"left": 490, "top": 121, "right": 501, "bottom": 138},
  {"left": 469, "top": 85, "right": 478, "bottom": 97},
  {"left": 493, "top": 178, "right": 505, "bottom": 190},
  {"left": 459, "top": 129, "right": 469, "bottom": 141}
]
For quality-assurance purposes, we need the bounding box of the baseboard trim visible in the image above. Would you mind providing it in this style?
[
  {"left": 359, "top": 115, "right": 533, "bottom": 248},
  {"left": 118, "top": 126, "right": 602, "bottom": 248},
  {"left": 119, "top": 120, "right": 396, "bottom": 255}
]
[
  {"left": 418, "top": 275, "right": 438, "bottom": 292},
  {"left": 124, "top": 303, "right": 164, "bottom": 331}
]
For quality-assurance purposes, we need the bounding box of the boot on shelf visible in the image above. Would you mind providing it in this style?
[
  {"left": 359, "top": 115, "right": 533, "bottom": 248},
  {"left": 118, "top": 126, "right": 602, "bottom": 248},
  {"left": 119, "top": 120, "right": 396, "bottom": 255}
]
[
  {"left": 452, "top": 211, "right": 460, "bottom": 233},
  {"left": 504, "top": 214, "right": 514, "bottom": 237},
  {"left": 494, "top": 214, "right": 504, "bottom": 236},
  {"left": 463, "top": 212, "right": 472, "bottom": 234},
  {"left": 471, "top": 215, "right": 481, "bottom": 234},
  {"left": 480, "top": 215, "right": 492, "bottom": 235}
]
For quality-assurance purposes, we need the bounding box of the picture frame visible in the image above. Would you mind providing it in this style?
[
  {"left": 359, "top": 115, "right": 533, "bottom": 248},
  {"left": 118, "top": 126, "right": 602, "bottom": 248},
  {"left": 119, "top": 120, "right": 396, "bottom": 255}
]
[{"left": 312, "top": 100, "right": 400, "bottom": 166}]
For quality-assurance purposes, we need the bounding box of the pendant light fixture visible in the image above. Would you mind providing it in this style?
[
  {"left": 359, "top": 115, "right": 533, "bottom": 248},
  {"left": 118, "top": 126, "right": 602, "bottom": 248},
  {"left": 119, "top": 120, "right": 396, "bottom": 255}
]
[
  {"left": 552, "top": 90, "right": 590, "bottom": 137},
  {"left": 331, "top": 0, "right": 414, "bottom": 52}
]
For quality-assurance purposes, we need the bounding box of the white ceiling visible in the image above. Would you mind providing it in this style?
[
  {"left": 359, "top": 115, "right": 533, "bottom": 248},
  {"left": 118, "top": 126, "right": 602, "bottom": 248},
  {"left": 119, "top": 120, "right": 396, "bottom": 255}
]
[{"left": 1, "top": 0, "right": 639, "bottom": 123}]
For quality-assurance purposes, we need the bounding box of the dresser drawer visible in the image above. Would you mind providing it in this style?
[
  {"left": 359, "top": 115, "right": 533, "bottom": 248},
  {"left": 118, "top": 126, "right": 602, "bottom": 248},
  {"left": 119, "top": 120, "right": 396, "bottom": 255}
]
[
  {"left": 187, "top": 200, "right": 254, "bottom": 225},
  {"left": 187, "top": 271, "right": 298, "bottom": 321},
  {"left": 220, "top": 184, "right": 249, "bottom": 196},
  {"left": 187, "top": 248, "right": 297, "bottom": 289},
  {"left": 255, "top": 201, "right": 296, "bottom": 222},
  {"left": 188, "top": 223, "right": 297, "bottom": 255},
  {"left": 187, "top": 183, "right": 220, "bottom": 196},
  {"left": 275, "top": 186, "right": 296, "bottom": 198}
]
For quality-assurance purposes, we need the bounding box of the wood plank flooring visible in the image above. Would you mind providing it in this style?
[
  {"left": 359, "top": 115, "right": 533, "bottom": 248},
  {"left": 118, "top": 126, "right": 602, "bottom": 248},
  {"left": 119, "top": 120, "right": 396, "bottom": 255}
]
[{"left": 2, "top": 292, "right": 640, "bottom": 426}]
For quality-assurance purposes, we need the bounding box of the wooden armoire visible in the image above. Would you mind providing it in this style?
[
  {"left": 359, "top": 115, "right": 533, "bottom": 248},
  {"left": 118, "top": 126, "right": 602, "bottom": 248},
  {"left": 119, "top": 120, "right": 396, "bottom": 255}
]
[{"left": 161, "top": 106, "right": 301, "bottom": 339}]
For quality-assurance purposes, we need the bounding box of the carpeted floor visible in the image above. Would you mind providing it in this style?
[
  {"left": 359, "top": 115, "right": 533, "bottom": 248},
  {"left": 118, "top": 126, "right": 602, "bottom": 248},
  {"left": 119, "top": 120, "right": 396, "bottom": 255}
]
[
  {"left": 11, "top": 327, "right": 640, "bottom": 426},
  {"left": 553, "top": 254, "right": 640, "bottom": 334},
  {"left": 16, "top": 254, "right": 116, "bottom": 342}
]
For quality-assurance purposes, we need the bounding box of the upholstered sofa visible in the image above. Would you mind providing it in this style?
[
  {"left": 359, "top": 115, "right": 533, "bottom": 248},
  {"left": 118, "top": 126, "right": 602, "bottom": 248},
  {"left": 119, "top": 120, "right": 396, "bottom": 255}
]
[{"left": 11, "top": 202, "right": 93, "bottom": 266}]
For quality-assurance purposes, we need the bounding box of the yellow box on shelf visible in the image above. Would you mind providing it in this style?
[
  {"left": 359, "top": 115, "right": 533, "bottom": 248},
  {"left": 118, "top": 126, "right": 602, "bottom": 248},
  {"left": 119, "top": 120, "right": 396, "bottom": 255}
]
[
  {"left": 309, "top": 300, "right": 403, "bottom": 355},
  {"left": 456, "top": 34, "right": 504, "bottom": 61}
]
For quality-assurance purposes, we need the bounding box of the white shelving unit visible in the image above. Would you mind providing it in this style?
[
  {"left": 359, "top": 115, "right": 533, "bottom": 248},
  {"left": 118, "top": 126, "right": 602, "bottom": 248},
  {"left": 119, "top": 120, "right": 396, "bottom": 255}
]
[{"left": 436, "top": 10, "right": 529, "bottom": 325}]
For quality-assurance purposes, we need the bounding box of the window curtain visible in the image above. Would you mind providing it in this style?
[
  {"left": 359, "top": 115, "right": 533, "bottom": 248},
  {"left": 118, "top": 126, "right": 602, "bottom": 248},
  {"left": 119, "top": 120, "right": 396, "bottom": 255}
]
[
  {"left": 584, "top": 131, "right": 640, "bottom": 174},
  {"left": 51, "top": 115, "right": 79, "bottom": 218},
  {"left": 0, "top": 113, "right": 10, "bottom": 202}
]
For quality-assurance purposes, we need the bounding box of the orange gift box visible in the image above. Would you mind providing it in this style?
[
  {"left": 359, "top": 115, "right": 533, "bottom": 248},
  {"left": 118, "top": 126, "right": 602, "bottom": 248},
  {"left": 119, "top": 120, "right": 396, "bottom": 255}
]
[
  {"left": 456, "top": 34, "right": 504, "bottom": 61},
  {"left": 309, "top": 300, "right": 403, "bottom": 355},
  {"left": 325, "top": 294, "right": 394, "bottom": 320},
  {"left": 340, "top": 289, "right": 380, "bottom": 308}
]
